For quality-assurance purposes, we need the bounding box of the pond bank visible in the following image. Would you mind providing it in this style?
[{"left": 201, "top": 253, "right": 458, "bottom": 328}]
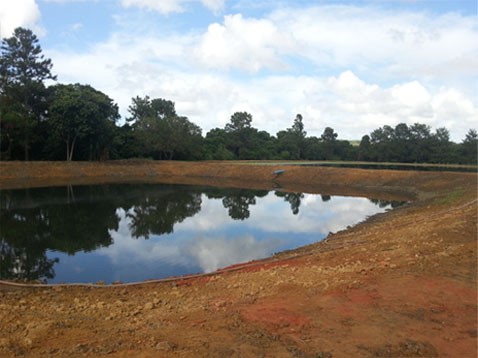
[{"left": 0, "top": 161, "right": 476, "bottom": 357}]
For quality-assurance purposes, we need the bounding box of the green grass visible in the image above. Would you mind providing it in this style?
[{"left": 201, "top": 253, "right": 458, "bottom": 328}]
[
  {"left": 231, "top": 160, "right": 477, "bottom": 170},
  {"left": 435, "top": 188, "right": 466, "bottom": 205}
]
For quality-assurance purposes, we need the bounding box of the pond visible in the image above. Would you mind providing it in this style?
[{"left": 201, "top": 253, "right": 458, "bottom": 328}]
[{"left": 0, "top": 184, "right": 404, "bottom": 284}]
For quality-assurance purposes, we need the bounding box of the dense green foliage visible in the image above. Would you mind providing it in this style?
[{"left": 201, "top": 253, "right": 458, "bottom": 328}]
[
  {"left": 1, "top": 28, "right": 476, "bottom": 164},
  {"left": 47, "top": 83, "right": 120, "bottom": 160},
  {"left": 0, "top": 28, "right": 56, "bottom": 160}
]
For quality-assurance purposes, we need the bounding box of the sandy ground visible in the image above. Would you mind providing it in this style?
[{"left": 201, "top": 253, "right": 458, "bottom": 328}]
[{"left": 0, "top": 161, "right": 476, "bottom": 357}]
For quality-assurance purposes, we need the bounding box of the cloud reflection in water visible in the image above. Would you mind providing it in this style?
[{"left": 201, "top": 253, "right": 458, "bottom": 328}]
[{"left": 100, "top": 193, "right": 387, "bottom": 279}]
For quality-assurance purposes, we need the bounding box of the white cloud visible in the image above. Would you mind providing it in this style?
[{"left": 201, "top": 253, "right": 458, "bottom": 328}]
[
  {"left": 270, "top": 6, "right": 478, "bottom": 81},
  {"left": 0, "top": 0, "right": 43, "bottom": 38},
  {"left": 43, "top": 0, "right": 98, "bottom": 2},
  {"left": 324, "top": 71, "right": 477, "bottom": 137},
  {"left": 121, "top": 0, "right": 185, "bottom": 14},
  {"left": 120, "top": 0, "right": 225, "bottom": 14},
  {"left": 69, "top": 22, "right": 83, "bottom": 31},
  {"left": 195, "top": 13, "right": 294, "bottom": 72},
  {"left": 430, "top": 88, "right": 477, "bottom": 130},
  {"left": 201, "top": 0, "right": 224, "bottom": 13},
  {"left": 42, "top": 4, "right": 477, "bottom": 141}
]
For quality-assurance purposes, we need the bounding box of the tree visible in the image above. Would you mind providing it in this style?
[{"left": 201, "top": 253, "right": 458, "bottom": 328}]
[
  {"left": 357, "top": 135, "right": 371, "bottom": 161},
  {"left": 391, "top": 123, "right": 411, "bottom": 162},
  {"left": 47, "top": 84, "right": 119, "bottom": 161},
  {"left": 204, "top": 128, "right": 234, "bottom": 160},
  {"left": 291, "top": 114, "right": 306, "bottom": 137},
  {"left": 276, "top": 130, "right": 300, "bottom": 159},
  {"left": 0, "top": 27, "right": 56, "bottom": 160},
  {"left": 320, "top": 127, "right": 339, "bottom": 159},
  {"left": 320, "top": 127, "right": 338, "bottom": 142},
  {"left": 429, "top": 127, "right": 453, "bottom": 163},
  {"left": 224, "top": 111, "right": 256, "bottom": 159},
  {"left": 408, "top": 123, "right": 432, "bottom": 162},
  {"left": 128, "top": 96, "right": 202, "bottom": 160},
  {"left": 160, "top": 115, "right": 203, "bottom": 160},
  {"left": 225, "top": 111, "right": 252, "bottom": 132},
  {"left": 127, "top": 96, "right": 176, "bottom": 123},
  {"left": 369, "top": 125, "right": 394, "bottom": 161},
  {"left": 110, "top": 123, "right": 141, "bottom": 159},
  {"left": 460, "top": 129, "right": 478, "bottom": 164},
  {"left": 284, "top": 113, "right": 307, "bottom": 159},
  {"left": 303, "top": 136, "right": 322, "bottom": 160}
]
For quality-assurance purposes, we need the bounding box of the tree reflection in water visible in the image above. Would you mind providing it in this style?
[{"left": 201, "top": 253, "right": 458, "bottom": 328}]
[
  {"left": 275, "top": 191, "right": 304, "bottom": 215},
  {"left": 206, "top": 188, "right": 268, "bottom": 220},
  {"left": 0, "top": 184, "right": 404, "bottom": 283},
  {"left": 0, "top": 184, "right": 271, "bottom": 281},
  {"left": 1, "top": 186, "right": 119, "bottom": 281},
  {"left": 126, "top": 186, "right": 202, "bottom": 238},
  {"left": 369, "top": 198, "right": 407, "bottom": 209}
]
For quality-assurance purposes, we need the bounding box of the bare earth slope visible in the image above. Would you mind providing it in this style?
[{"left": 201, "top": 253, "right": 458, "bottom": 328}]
[{"left": 0, "top": 161, "right": 476, "bottom": 357}]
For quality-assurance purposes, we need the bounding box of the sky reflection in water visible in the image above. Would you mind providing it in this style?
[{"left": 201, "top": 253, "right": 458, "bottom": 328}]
[{"left": 0, "top": 184, "right": 398, "bottom": 283}]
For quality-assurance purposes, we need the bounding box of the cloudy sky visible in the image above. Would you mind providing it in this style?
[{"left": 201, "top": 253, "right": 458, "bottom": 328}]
[{"left": 1, "top": 0, "right": 477, "bottom": 141}]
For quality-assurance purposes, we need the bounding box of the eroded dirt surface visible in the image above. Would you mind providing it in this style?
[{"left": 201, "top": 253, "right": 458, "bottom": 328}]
[{"left": 0, "top": 161, "right": 476, "bottom": 357}]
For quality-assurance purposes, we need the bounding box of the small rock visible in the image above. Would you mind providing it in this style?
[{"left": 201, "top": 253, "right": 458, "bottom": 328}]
[
  {"left": 155, "top": 341, "right": 176, "bottom": 351},
  {"left": 213, "top": 300, "right": 227, "bottom": 308},
  {"left": 144, "top": 302, "right": 154, "bottom": 310},
  {"left": 106, "top": 313, "right": 117, "bottom": 320}
]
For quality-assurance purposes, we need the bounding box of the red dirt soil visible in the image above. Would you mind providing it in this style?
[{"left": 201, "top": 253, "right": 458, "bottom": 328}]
[{"left": 0, "top": 161, "right": 476, "bottom": 357}]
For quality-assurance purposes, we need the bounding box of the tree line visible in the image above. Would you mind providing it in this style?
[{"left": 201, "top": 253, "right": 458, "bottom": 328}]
[{"left": 1, "top": 28, "right": 476, "bottom": 164}]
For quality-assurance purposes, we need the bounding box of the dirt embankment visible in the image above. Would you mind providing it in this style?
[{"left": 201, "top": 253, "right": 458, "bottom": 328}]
[{"left": 0, "top": 161, "right": 477, "bottom": 357}]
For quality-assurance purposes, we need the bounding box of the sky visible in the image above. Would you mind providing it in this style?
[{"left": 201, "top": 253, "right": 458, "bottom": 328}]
[{"left": 1, "top": 0, "right": 477, "bottom": 141}]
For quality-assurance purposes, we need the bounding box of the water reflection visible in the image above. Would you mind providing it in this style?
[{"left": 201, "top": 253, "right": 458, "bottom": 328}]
[
  {"left": 205, "top": 188, "right": 268, "bottom": 220},
  {"left": 126, "top": 187, "right": 202, "bottom": 238},
  {"left": 275, "top": 191, "right": 304, "bottom": 215},
  {"left": 0, "top": 184, "right": 402, "bottom": 283}
]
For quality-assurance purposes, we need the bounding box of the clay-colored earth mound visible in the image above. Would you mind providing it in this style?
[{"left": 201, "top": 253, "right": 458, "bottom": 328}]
[{"left": 0, "top": 161, "right": 476, "bottom": 357}]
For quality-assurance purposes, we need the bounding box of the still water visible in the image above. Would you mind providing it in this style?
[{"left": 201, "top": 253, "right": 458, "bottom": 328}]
[{"left": 0, "top": 184, "right": 402, "bottom": 284}]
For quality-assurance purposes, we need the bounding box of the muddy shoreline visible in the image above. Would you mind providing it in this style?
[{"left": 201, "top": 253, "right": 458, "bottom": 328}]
[{"left": 0, "top": 161, "right": 476, "bottom": 357}]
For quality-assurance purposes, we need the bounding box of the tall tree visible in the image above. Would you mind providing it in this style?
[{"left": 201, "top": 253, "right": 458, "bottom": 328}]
[
  {"left": 460, "top": 129, "right": 478, "bottom": 164},
  {"left": 225, "top": 111, "right": 252, "bottom": 132},
  {"left": 429, "top": 127, "right": 453, "bottom": 163},
  {"left": 320, "top": 127, "right": 338, "bottom": 142},
  {"left": 47, "top": 83, "right": 119, "bottom": 161},
  {"left": 357, "top": 135, "right": 371, "bottom": 161},
  {"left": 224, "top": 111, "right": 256, "bottom": 159},
  {"left": 320, "top": 127, "right": 339, "bottom": 159},
  {"left": 204, "top": 128, "right": 235, "bottom": 160},
  {"left": 127, "top": 96, "right": 176, "bottom": 122},
  {"left": 409, "top": 123, "right": 432, "bottom": 162},
  {"left": 392, "top": 123, "right": 411, "bottom": 162},
  {"left": 370, "top": 125, "right": 394, "bottom": 161},
  {"left": 291, "top": 114, "right": 306, "bottom": 137},
  {"left": 0, "top": 27, "right": 56, "bottom": 160},
  {"left": 128, "top": 96, "right": 202, "bottom": 160},
  {"left": 280, "top": 113, "right": 307, "bottom": 159}
]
